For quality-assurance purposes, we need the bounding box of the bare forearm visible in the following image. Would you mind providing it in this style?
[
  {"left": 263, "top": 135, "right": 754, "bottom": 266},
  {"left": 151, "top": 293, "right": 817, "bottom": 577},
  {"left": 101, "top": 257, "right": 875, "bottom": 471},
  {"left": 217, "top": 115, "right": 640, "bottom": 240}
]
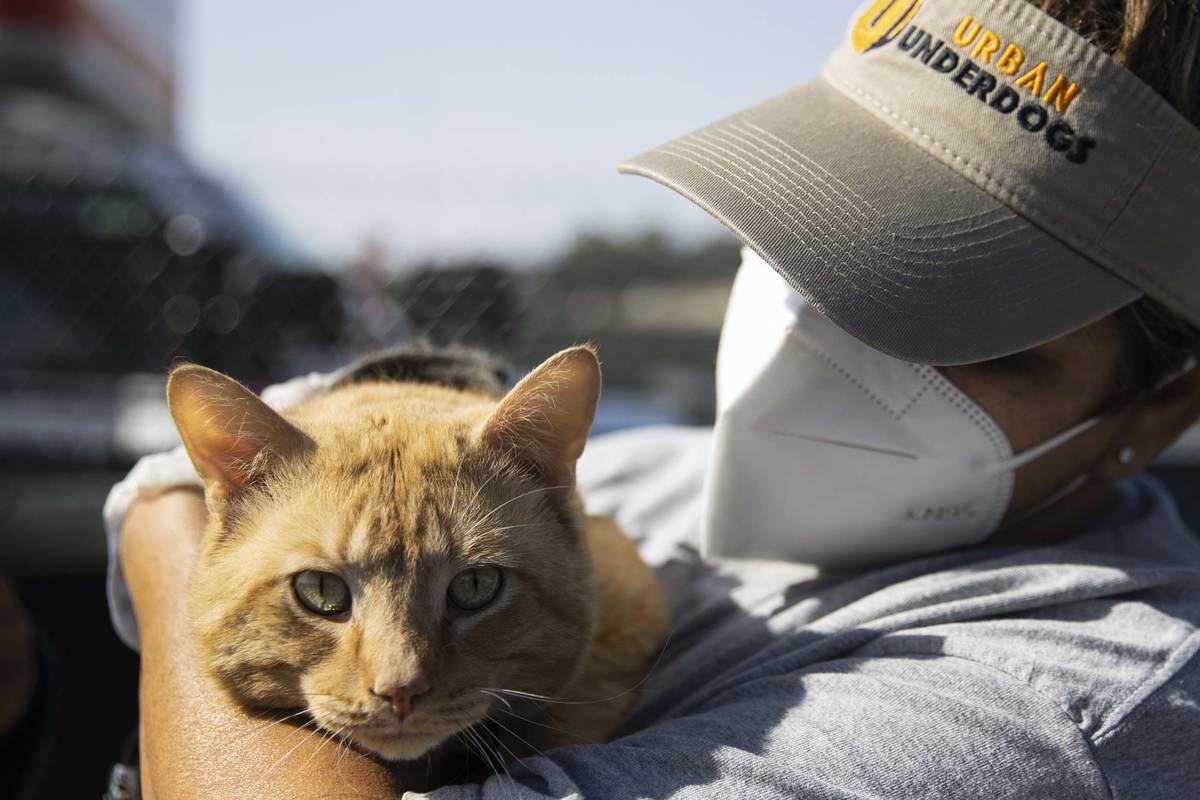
[{"left": 123, "top": 490, "right": 402, "bottom": 800}]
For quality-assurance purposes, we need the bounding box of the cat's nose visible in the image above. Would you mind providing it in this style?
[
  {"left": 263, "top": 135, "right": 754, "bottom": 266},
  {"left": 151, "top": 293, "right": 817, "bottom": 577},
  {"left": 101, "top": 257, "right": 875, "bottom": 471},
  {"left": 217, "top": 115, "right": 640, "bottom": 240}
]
[{"left": 372, "top": 674, "right": 431, "bottom": 718}]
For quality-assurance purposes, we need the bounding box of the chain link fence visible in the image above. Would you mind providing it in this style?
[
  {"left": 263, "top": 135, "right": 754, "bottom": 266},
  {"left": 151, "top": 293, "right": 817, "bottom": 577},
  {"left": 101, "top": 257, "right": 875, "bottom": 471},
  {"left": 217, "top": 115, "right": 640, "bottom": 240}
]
[{"left": 0, "top": 88, "right": 741, "bottom": 570}]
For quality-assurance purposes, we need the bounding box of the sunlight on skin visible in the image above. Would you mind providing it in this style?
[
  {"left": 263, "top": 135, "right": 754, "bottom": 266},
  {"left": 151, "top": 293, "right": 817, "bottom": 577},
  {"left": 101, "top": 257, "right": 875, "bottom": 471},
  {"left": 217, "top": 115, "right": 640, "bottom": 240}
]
[{"left": 122, "top": 489, "right": 405, "bottom": 800}]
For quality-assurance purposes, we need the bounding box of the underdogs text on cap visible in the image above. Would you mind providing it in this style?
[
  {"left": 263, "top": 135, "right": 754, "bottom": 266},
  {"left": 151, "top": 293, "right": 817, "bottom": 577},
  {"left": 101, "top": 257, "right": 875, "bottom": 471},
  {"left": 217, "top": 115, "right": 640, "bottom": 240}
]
[{"left": 850, "top": 0, "right": 1096, "bottom": 164}]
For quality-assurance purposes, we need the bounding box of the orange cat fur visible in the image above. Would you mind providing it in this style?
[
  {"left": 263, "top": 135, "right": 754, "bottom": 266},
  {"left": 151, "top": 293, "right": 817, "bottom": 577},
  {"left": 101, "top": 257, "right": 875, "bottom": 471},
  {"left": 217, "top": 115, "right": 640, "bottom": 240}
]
[{"left": 166, "top": 346, "right": 669, "bottom": 777}]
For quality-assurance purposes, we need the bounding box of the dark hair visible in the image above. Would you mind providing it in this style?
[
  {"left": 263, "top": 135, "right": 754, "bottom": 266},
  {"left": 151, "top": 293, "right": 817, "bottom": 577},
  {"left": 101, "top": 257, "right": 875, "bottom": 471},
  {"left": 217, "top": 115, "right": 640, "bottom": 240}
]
[{"left": 1033, "top": 0, "right": 1200, "bottom": 403}]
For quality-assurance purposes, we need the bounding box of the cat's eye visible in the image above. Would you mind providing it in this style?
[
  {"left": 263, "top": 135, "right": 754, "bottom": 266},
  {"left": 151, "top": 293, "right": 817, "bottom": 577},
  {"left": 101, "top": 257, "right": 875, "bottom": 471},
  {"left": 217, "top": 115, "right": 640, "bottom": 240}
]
[
  {"left": 447, "top": 566, "right": 503, "bottom": 611},
  {"left": 292, "top": 570, "right": 351, "bottom": 616}
]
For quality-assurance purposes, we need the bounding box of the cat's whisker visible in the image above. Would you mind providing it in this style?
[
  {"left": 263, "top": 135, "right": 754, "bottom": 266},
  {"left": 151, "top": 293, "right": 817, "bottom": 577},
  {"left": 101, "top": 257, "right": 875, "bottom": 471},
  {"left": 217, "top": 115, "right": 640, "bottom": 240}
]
[
  {"left": 478, "top": 522, "right": 552, "bottom": 537},
  {"left": 246, "top": 722, "right": 323, "bottom": 799},
  {"left": 480, "top": 725, "right": 520, "bottom": 773},
  {"left": 483, "top": 712, "right": 546, "bottom": 765},
  {"left": 457, "top": 729, "right": 482, "bottom": 769},
  {"left": 334, "top": 728, "right": 350, "bottom": 776},
  {"left": 448, "top": 458, "right": 466, "bottom": 520},
  {"left": 296, "top": 726, "right": 334, "bottom": 773},
  {"left": 485, "top": 701, "right": 598, "bottom": 745},
  {"left": 218, "top": 709, "right": 318, "bottom": 774},
  {"left": 461, "top": 462, "right": 508, "bottom": 522},
  {"left": 460, "top": 728, "right": 499, "bottom": 790},
  {"left": 466, "top": 727, "right": 504, "bottom": 777},
  {"left": 478, "top": 723, "right": 523, "bottom": 793},
  {"left": 465, "top": 484, "right": 573, "bottom": 538},
  {"left": 228, "top": 707, "right": 313, "bottom": 748},
  {"left": 466, "top": 726, "right": 516, "bottom": 800},
  {"left": 298, "top": 722, "right": 348, "bottom": 774},
  {"left": 455, "top": 732, "right": 491, "bottom": 789},
  {"left": 260, "top": 721, "right": 325, "bottom": 783},
  {"left": 446, "top": 732, "right": 475, "bottom": 784},
  {"left": 483, "top": 625, "right": 674, "bottom": 707},
  {"left": 480, "top": 687, "right": 593, "bottom": 705},
  {"left": 473, "top": 727, "right": 504, "bottom": 778},
  {"left": 333, "top": 724, "right": 374, "bottom": 784},
  {"left": 479, "top": 688, "right": 513, "bottom": 709}
]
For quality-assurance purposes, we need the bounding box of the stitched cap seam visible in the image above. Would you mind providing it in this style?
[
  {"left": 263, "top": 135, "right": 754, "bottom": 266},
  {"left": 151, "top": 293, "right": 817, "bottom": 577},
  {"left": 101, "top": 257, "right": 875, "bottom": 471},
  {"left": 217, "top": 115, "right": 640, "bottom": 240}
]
[{"left": 822, "top": 70, "right": 1195, "bottom": 319}]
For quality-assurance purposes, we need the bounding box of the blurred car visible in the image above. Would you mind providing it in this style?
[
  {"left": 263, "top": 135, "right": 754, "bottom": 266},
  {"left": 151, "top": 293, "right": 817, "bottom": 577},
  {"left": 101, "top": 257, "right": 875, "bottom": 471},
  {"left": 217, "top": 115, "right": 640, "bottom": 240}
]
[{"left": 0, "top": 90, "right": 346, "bottom": 568}]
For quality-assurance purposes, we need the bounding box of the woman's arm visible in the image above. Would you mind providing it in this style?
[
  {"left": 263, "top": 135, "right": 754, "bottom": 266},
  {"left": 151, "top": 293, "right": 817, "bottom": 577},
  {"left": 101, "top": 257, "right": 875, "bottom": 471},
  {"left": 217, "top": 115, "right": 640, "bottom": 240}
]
[{"left": 121, "top": 489, "right": 404, "bottom": 800}]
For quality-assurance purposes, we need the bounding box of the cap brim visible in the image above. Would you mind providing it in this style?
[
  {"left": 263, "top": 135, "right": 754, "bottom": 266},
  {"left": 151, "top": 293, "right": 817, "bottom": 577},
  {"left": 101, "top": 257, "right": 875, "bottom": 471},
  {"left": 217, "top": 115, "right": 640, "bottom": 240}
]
[{"left": 619, "top": 77, "right": 1140, "bottom": 365}]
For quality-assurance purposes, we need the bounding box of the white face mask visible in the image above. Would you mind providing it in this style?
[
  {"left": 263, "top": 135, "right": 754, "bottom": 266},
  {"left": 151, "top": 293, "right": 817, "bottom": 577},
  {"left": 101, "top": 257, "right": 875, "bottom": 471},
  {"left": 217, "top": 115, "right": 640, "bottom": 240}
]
[{"left": 703, "top": 249, "right": 1101, "bottom": 568}]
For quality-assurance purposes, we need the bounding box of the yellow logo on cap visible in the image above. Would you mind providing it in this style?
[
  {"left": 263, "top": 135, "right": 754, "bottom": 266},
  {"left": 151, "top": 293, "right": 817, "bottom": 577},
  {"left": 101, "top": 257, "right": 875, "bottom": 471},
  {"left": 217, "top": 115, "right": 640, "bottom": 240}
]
[
  {"left": 851, "top": 4, "right": 1096, "bottom": 163},
  {"left": 851, "top": 0, "right": 924, "bottom": 53}
]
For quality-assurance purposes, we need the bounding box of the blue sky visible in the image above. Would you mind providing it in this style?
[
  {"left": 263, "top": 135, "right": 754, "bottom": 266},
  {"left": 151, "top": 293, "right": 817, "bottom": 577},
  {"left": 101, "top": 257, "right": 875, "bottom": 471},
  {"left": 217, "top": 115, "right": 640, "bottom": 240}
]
[{"left": 180, "top": 0, "right": 862, "bottom": 264}]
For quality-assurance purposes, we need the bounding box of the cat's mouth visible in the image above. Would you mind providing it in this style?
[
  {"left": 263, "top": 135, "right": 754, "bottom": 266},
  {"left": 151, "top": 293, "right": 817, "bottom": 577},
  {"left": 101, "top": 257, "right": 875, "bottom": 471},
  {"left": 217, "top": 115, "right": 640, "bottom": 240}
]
[
  {"left": 337, "top": 707, "right": 484, "bottom": 762},
  {"left": 348, "top": 724, "right": 457, "bottom": 761},
  {"left": 311, "top": 696, "right": 490, "bottom": 762}
]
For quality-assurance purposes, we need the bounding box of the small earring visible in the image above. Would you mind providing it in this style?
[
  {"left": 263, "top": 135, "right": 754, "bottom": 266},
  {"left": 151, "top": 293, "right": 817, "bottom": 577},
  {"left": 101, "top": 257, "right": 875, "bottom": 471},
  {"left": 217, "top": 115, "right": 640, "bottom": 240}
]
[{"left": 1117, "top": 446, "right": 1136, "bottom": 465}]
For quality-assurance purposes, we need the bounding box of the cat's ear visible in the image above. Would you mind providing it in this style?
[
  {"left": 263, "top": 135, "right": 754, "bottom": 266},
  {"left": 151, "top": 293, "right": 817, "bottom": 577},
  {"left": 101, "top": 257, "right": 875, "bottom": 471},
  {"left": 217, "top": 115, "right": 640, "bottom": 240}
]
[
  {"left": 167, "top": 364, "right": 312, "bottom": 503},
  {"left": 480, "top": 346, "right": 600, "bottom": 486}
]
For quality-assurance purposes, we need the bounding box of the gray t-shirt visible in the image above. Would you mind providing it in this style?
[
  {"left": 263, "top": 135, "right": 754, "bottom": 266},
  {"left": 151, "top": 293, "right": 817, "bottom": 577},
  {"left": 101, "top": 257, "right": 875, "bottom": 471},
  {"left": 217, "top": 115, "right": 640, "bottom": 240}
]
[{"left": 415, "top": 426, "right": 1200, "bottom": 800}]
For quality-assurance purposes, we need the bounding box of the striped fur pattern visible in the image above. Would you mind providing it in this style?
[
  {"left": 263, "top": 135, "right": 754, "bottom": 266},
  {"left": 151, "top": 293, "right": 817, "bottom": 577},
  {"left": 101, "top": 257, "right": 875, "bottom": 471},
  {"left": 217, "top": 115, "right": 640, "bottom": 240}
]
[{"left": 167, "top": 346, "right": 669, "bottom": 773}]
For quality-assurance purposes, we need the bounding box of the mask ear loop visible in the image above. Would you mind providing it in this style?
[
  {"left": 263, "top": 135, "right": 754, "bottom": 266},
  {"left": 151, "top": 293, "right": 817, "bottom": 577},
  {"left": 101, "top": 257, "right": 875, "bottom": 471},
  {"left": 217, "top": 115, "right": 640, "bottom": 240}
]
[
  {"left": 992, "top": 354, "right": 1199, "bottom": 530},
  {"left": 981, "top": 415, "right": 1104, "bottom": 475},
  {"left": 976, "top": 413, "right": 1103, "bottom": 531},
  {"left": 993, "top": 354, "right": 1199, "bottom": 478},
  {"left": 1002, "top": 472, "right": 1093, "bottom": 528},
  {"left": 990, "top": 414, "right": 1104, "bottom": 528}
]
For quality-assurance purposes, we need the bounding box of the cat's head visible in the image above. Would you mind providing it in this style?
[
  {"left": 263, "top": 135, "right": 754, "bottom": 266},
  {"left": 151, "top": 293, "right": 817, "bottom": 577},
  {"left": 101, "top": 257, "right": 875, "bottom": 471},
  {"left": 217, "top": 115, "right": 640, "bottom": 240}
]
[{"left": 167, "top": 347, "right": 602, "bottom": 761}]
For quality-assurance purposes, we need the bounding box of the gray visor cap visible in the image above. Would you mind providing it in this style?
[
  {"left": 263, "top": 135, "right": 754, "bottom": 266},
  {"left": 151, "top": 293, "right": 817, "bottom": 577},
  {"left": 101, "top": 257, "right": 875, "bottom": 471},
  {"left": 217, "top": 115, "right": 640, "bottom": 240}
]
[{"left": 619, "top": 0, "right": 1200, "bottom": 366}]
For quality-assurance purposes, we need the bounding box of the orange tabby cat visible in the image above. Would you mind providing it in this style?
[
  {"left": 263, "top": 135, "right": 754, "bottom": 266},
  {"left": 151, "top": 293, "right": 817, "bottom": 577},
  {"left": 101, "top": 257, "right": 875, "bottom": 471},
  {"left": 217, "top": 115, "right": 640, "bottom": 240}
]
[{"left": 166, "top": 346, "right": 668, "bottom": 780}]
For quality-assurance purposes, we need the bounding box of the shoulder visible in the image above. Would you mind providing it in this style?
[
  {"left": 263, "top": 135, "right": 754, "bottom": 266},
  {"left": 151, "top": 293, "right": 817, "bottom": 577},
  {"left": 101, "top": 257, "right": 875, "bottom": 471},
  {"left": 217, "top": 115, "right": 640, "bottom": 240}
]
[
  {"left": 625, "top": 546, "right": 1200, "bottom": 798},
  {"left": 578, "top": 433, "right": 1200, "bottom": 796},
  {"left": 577, "top": 425, "right": 713, "bottom": 561},
  {"left": 737, "top": 475, "right": 1200, "bottom": 742}
]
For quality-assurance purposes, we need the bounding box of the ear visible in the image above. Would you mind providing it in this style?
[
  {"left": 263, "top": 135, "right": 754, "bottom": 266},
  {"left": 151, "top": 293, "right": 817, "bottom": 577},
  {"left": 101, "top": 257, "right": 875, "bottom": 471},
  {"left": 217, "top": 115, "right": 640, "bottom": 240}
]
[
  {"left": 167, "top": 364, "right": 313, "bottom": 505},
  {"left": 1095, "top": 365, "right": 1200, "bottom": 482},
  {"left": 479, "top": 346, "right": 601, "bottom": 487}
]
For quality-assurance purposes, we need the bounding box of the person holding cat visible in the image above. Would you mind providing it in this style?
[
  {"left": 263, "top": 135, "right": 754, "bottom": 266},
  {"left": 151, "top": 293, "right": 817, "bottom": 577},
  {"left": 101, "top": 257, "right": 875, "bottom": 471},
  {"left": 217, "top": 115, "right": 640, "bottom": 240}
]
[{"left": 110, "top": 0, "right": 1200, "bottom": 797}]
